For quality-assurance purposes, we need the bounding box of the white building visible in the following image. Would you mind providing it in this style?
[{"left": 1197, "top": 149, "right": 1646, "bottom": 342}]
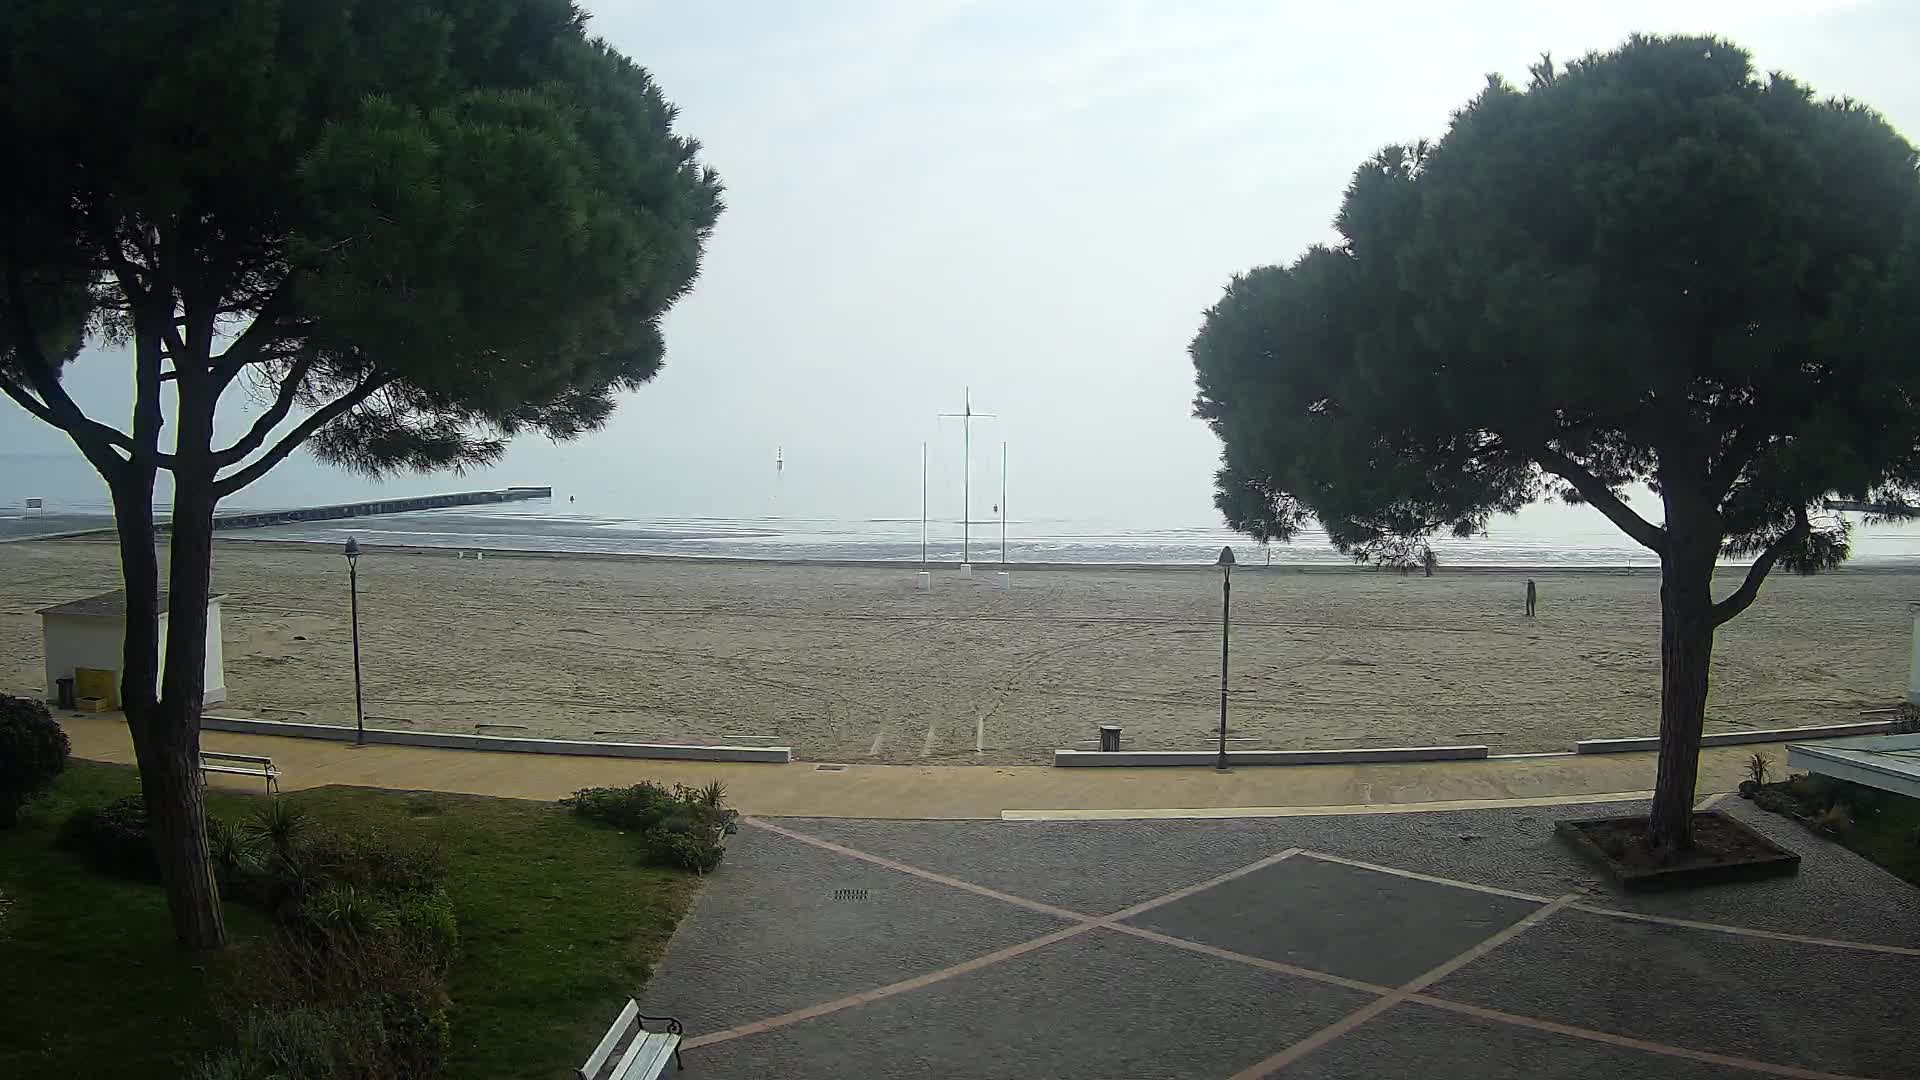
[{"left": 38, "top": 590, "right": 227, "bottom": 707}]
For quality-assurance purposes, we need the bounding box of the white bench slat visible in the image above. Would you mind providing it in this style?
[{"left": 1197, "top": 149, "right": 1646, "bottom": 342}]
[
  {"left": 612, "top": 1031, "right": 679, "bottom": 1080},
  {"left": 203, "top": 751, "right": 275, "bottom": 765},
  {"left": 580, "top": 999, "right": 640, "bottom": 1080}
]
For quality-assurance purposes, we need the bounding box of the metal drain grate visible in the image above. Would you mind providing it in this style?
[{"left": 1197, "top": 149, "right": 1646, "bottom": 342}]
[
  {"left": 833, "top": 888, "right": 869, "bottom": 901},
  {"left": 815, "top": 764, "right": 848, "bottom": 772}
]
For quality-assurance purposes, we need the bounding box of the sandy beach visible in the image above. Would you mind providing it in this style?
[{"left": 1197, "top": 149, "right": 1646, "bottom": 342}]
[{"left": 0, "top": 538, "right": 1908, "bottom": 764}]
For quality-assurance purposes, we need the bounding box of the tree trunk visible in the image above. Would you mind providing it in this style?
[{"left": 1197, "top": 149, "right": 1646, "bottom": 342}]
[
  {"left": 146, "top": 393, "right": 228, "bottom": 949},
  {"left": 1647, "top": 543, "right": 1717, "bottom": 853}
]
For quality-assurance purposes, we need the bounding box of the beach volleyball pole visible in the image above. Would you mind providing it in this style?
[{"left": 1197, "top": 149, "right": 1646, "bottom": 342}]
[{"left": 1215, "top": 545, "right": 1235, "bottom": 771}]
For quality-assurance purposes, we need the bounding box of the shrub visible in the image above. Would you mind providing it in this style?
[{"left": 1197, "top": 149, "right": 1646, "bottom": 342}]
[
  {"left": 1745, "top": 752, "right": 1772, "bottom": 787},
  {"left": 0, "top": 694, "right": 70, "bottom": 827},
  {"left": 642, "top": 829, "right": 726, "bottom": 873},
  {"left": 389, "top": 891, "right": 460, "bottom": 971},
  {"left": 376, "top": 986, "right": 452, "bottom": 1078},
  {"left": 303, "top": 830, "right": 444, "bottom": 895},
  {"left": 187, "top": 798, "right": 460, "bottom": 1080},
  {"left": 562, "top": 782, "right": 680, "bottom": 831},
  {"left": 564, "top": 781, "right": 736, "bottom": 870},
  {"left": 209, "top": 816, "right": 263, "bottom": 875},
  {"left": 57, "top": 795, "right": 158, "bottom": 880},
  {"left": 245, "top": 799, "right": 309, "bottom": 861}
]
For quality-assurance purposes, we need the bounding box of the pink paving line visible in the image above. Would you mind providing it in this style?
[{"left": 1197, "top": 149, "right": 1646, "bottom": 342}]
[
  {"left": 1403, "top": 996, "right": 1871, "bottom": 1080},
  {"left": 1225, "top": 896, "right": 1579, "bottom": 1079},
  {"left": 681, "top": 922, "right": 1094, "bottom": 1051},
  {"left": 742, "top": 816, "right": 1091, "bottom": 921},
  {"left": 688, "top": 829, "right": 1308, "bottom": 1053},
  {"left": 1567, "top": 903, "right": 1920, "bottom": 957},
  {"left": 1103, "top": 848, "right": 1302, "bottom": 921},
  {"left": 710, "top": 819, "right": 1902, "bottom": 1078},
  {"left": 1107, "top": 924, "right": 1394, "bottom": 997}
]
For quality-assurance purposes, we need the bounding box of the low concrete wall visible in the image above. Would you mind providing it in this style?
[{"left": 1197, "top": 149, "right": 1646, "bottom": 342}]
[
  {"left": 1574, "top": 720, "right": 1894, "bottom": 755},
  {"left": 201, "top": 714, "right": 790, "bottom": 763},
  {"left": 1053, "top": 745, "right": 1490, "bottom": 767}
]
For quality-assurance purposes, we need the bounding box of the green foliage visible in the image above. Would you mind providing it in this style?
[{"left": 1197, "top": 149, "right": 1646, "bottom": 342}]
[
  {"left": 1, "top": 0, "right": 721, "bottom": 954},
  {"left": 563, "top": 781, "right": 680, "bottom": 830},
  {"left": 1746, "top": 753, "right": 1773, "bottom": 787},
  {"left": 564, "top": 781, "right": 736, "bottom": 871},
  {"left": 0, "top": 0, "right": 723, "bottom": 482},
  {"left": 207, "top": 810, "right": 457, "bottom": 1078},
  {"left": 1194, "top": 35, "right": 1920, "bottom": 573},
  {"left": 57, "top": 795, "right": 158, "bottom": 880},
  {"left": 5, "top": 761, "right": 699, "bottom": 1079},
  {"left": 1191, "top": 34, "right": 1920, "bottom": 845},
  {"left": 0, "top": 695, "right": 69, "bottom": 827},
  {"left": 641, "top": 829, "right": 726, "bottom": 873}
]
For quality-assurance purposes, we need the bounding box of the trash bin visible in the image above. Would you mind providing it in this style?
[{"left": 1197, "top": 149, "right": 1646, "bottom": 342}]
[
  {"left": 1098, "top": 724, "right": 1121, "bottom": 752},
  {"left": 56, "top": 676, "right": 75, "bottom": 710}
]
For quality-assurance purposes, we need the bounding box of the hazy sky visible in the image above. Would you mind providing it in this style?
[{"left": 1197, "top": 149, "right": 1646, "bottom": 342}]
[{"left": 5, "top": 0, "right": 1917, "bottom": 528}]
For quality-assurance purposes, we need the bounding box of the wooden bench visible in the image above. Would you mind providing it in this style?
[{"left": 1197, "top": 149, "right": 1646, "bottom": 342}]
[
  {"left": 580, "top": 1000, "right": 683, "bottom": 1079},
  {"left": 199, "top": 750, "right": 279, "bottom": 795}
]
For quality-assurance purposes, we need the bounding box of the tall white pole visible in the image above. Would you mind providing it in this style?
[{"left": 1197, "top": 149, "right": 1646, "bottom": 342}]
[
  {"left": 938, "top": 389, "right": 992, "bottom": 572},
  {"left": 1001, "top": 440, "right": 1007, "bottom": 566},
  {"left": 921, "top": 442, "right": 928, "bottom": 567}
]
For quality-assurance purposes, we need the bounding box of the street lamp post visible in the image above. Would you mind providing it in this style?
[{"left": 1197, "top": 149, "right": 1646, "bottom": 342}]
[
  {"left": 1216, "top": 545, "right": 1235, "bottom": 771},
  {"left": 344, "top": 537, "right": 365, "bottom": 746}
]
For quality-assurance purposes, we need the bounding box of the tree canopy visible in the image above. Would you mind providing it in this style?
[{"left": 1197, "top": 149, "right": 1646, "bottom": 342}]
[
  {"left": 1, "top": 0, "right": 722, "bottom": 490},
  {"left": 0, "top": 0, "right": 722, "bottom": 948},
  {"left": 1192, "top": 34, "right": 1920, "bottom": 849}
]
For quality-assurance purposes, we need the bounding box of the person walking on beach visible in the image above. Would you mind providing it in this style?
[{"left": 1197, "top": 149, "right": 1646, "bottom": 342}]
[{"left": 1525, "top": 578, "right": 1537, "bottom": 617}]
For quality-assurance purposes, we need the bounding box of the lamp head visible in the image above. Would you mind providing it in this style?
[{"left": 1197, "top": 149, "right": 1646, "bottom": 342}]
[
  {"left": 1216, "top": 545, "right": 1235, "bottom": 567},
  {"left": 344, "top": 536, "right": 362, "bottom": 563}
]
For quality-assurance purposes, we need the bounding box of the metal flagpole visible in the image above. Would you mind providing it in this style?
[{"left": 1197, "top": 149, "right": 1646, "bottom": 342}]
[
  {"left": 921, "top": 442, "right": 928, "bottom": 566},
  {"left": 1001, "top": 441, "right": 1007, "bottom": 565},
  {"left": 938, "top": 388, "right": 994, "bottom": 567}
]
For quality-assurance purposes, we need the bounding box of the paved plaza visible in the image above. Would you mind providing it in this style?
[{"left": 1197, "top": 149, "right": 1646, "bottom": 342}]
[{"left": 644, "top": 797, "right": 1920, "bottom": 1079}]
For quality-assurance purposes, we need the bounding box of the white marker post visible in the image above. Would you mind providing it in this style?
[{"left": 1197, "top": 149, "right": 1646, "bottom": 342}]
[
  {"left": 997, "top": 440, "right": 1010, "bottom": 589},
  {"left": 918, "top": 442, "right": 931, "bottom": 591}
]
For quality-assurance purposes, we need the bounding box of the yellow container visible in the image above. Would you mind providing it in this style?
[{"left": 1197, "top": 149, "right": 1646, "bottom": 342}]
[{"left": 73, "top": 667, "right": 119, "bottom": 710}]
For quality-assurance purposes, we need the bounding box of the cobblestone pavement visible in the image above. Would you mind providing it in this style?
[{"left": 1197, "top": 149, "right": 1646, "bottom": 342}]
[{"left": 642, "top": 796, "right": 1920, "bottom": 1079}]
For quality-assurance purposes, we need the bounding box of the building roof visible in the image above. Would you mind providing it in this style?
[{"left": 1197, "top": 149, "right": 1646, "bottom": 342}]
[
  {"left": 1788, "top": 733, "right": 1920, "bottom": 800},
  {"left": 36, "top": 590, "right": 229, "bottom": 619},
  {"left": 37, "top": 590, "right": 167, "bottom": 618}
]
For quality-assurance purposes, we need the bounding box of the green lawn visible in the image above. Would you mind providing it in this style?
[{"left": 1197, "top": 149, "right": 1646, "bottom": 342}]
[{"left": 0, "top": 761, "right": 702, "bottom": 1079}]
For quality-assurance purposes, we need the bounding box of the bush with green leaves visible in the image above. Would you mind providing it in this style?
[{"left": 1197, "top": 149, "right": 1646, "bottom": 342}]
[
  {"left": 200, "top": 805, "right": 458, "bottom": 1079},
  {"left": 57, "top": 795, "right": 159, "bottom": 879},
  {"left": 0, "top": 694, "right": 70, "bottom": 827},
  {"left": 562, "top": 780, "right": 736, "bottom": 872}
]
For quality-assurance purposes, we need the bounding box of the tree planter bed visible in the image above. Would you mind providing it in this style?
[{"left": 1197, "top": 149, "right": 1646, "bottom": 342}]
[{"left": 1556, "top": 811, "right": 1800, "bottom": 891}]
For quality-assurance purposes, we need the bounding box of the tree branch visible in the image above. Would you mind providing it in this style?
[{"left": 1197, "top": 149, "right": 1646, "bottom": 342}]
[
  {"left": 212, "top": 374, "right": 393, "bottom": 497},
  {"left": 1707, "top": 426, "right": 1767, "bottom": 499},
  {"left": 0, "top": 376, "right": 59, "bottom": 426},
  {"left": 1532, "top": 443, "right": 1666, "bottom": 552},
  {"left": 2, "top": 267, "right": 135, "bottom": 477},
  {"left": 1711, "top": 510, "right": 1810, "bottom": 628},
  {"left": 209, "top": 283, "right": 296, "bottom": 389},
  {"left": 212, "top": 351, "right": 316, "bottom": 467}
]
